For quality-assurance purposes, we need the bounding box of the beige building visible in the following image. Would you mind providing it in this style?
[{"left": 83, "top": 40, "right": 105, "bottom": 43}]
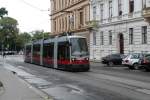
[{"left": 50, "top": 0, "right": 90, "bottom": 44}]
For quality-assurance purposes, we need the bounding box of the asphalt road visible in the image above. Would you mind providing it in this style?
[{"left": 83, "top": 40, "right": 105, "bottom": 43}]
[{"left": 2, "top": 55, "right": 150, "bottom": 100}]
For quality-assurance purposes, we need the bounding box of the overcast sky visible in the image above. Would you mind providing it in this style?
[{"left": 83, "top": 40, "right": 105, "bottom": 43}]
[{"left": 0, "top": 0, "right": 50, "bottom": 32}]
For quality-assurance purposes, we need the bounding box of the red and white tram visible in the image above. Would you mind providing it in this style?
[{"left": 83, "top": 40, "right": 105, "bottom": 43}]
[{"left": 24, "top": 34, "right": 90, "bottom": 71}]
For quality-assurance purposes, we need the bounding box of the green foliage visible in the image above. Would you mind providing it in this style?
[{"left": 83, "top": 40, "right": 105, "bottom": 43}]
[
  {"left": 15, "top": 32, "right": 32, "bottom": 50},
  {"left": 0, "top": 7, "right": 50, "bottom": 51},
  {"left": 0, "top": 7, "right": 8, "bottom": 18},
  {"left": 0, "top": 17, "right": 19, "bottom": 51},
  {"left": 31, "top": 30, "right": 50, "bottom": 41},
  {"left": 15, "top": 30, "right": 50, "bottom": 51},
  {"left": 86, "top": 20, "right": 99, "bottom": 31}
]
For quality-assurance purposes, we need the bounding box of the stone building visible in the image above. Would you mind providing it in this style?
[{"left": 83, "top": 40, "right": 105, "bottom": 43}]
[
  {"left": 90, "top": 0, "right": 150, "bottom": 60},
  {"left": 50, "top": 0, "right": 90, "bottom": 44}
]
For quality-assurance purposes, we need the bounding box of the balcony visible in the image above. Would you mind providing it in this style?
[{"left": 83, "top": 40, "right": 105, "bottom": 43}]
[
  {"left": 143, "top": 7, "right": 150, "bottom": 22},
  {"left": 86, "top": 20, "right": 99, "bottom": 31}
]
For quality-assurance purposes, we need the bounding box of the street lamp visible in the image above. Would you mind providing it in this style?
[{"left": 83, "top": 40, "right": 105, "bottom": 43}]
[
  {"left": 69, "top": 14, "right": 74, "bottom": 30},
  {"left": 6, "top": 35, "right": 9, "bottom": 50},
  {"left": 0, "top": 25, "right": 3, "bottom": 54}
]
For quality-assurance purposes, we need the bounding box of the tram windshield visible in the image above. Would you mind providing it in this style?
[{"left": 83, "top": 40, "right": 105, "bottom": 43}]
[{"left": 70, "top": 38, "right": 88, "bottom": 56}]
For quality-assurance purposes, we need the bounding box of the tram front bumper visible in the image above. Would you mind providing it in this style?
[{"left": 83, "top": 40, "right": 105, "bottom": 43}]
[{"left": 66, "top": 64, "right": 90, "bottom": 71}]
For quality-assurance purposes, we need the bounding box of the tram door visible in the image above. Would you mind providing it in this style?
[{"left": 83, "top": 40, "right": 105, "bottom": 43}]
[
  {"left": 25, "top": 45, "right": 32, "bottom": 63},
  {"left": 57, "top": 41, "right": 70, "bottom": 69},
  {"left": 33, "top": 44, "right": 41, "bottom": 65},
  {"left": 43, "top": 43, "right": 54, "bottom": 68}
]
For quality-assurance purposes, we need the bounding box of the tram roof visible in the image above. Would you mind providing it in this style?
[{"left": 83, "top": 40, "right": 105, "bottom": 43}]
[
  {"left": 66, "top": 35, "right": 86, "bottom": 38},
  {"left": 44, "top": 38, "right": 55, "bottom": 44},
  {"left": 33, "top": 39, "right": 43, "bottom": 44},
  {"left": 43, "top": 35, "right": 86, "bottom": 43},
  {"left": 25, "top": 35, "right": 86, "bottom": 45},
  {"left": 25, "top": 42, "right": 32, "bottom": 46}
]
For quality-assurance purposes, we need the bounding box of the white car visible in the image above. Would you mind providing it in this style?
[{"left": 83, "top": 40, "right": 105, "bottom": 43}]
[{"left": 122, "top": 53, "right": 143, "bottom": 69}]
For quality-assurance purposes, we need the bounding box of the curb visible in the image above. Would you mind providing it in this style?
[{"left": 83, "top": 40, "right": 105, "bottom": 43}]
[{"left": 11, "top": 71, "right": 53, "bottom": 100}]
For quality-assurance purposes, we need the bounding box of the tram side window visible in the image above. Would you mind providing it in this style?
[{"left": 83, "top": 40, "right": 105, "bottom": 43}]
[
  {"left": 33, "top": 44, "right": 40, "bottom": 56},
  {"left": 43, "top": 43, "right": 54, "bottom": 59},
  {"left": 58, "top": 42, "right": 70, "bottom": 60},
  {"left": 26, "top": 46, "right": 31, "bottom": 56}
]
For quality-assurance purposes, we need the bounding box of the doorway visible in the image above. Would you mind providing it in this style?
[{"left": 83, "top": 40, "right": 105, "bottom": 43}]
[{"left": 118, "top": 33, "right": 124, "bottom": 54}]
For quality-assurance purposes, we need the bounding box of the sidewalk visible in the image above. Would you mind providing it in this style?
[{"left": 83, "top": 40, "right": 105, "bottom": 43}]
[{"left": 0, "top": 60, "right": 52, "bottom": 100}]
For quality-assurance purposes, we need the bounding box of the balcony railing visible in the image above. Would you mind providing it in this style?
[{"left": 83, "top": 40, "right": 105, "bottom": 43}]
[{"left": 143, "top": 7, "right": 150, "bottom": 22}]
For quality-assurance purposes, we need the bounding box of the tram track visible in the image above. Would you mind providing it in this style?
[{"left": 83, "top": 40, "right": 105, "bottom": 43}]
[{"left": 4, "top": 56, "right": 150, "bottom": 100}]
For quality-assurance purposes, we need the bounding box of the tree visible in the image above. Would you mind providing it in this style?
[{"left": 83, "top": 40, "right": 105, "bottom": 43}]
[
  {"left": 0, "top": 7, "right": 8, "bottom": 18},
  {"left": 15, "top": 31, "right": 51, "bottom": 51},
  {"left": 0, "top": 17, "right": 19, "bottom": 51},
  {"left": 15, "top": 32, "right": 32, "bottom": 51},
  {"left": 31, "top": 30, "right": 50, "bottom": 40}
]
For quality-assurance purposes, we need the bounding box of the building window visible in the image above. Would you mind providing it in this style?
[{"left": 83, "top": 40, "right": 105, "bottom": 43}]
[
  {"left": 59, "top": 0, "right": 61, "bottom": 10},
  {"left": 68, "top": 16, "right": 71, "bottom": 29},
  {"left": 79, "top": 10, "right": 84, "bottom": 27},
  {"left": 69, "top": 14, "right": 74, "bottom": 29},
  {"left": 93, "top": 32, "right": 96, "bottom": 45},
  {"left": 142, "top": 0, "right": 146, "bottom": 8},
  {"left": 65, "top": 17, "right": 67, "bottom": 30},
  {"left": 67, "top": 0, "right": 69, "bottom": 6},
  {"left": 142, "top": 26, "right": 147, "bottom": 44},
  {"left": 59, "top": 19, "right": 61, "bottom": 32},
  {"left": 129, "top": 0, "right": 134, "bottom": 13},
  {"left": 109, "top": 30, "right": 112, "bottom": 45},
  {"left": 65, "top": 0, "right": 67, "bottom": 8},
  {"left": 100, "top": 4, "right": 104, "bottom": 22},
  {"left": 53, "top": 1, "right": 56, "bottom": 10},
  {"left": 54, "top": 20, "right": 56, "bottom": 31},
  {"left": 93, "top": 6, "right": 97, "bottom": 20},
  {"left": 62, "top": 18, "right": 64, "bottom": 31},
  {"left": 118, "top": 0, "right": 122, "bottom": 16},
  {"left": 100, "top": 31, "right": 104, "bottom": 45},
  {"left": 129, "top": 28, "right": 133, "bottom": 44},
  {"left": 62, "top": 0, "right": 64, "bottom": 9},
  {"left": 71, "top": 0, "right": 74, "bottom": 4},
  {"left": 109, "top": 1, "right": 113, "bottom": 18}
]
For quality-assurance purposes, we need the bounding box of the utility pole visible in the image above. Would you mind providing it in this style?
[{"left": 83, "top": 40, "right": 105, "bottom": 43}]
[{"left": 0, "top": 26, "right": 3, "bottom": 54}]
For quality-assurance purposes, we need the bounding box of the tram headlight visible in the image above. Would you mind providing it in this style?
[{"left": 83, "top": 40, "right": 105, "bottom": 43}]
[
  {"left": 72, "top": 58, "right": 76, "bottom": 61},
  {"left": 85, "top": 58, "right": 89, "bottom": 60}
]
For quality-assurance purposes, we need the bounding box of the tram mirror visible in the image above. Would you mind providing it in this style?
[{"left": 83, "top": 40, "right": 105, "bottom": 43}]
[{"left": 66, "top": 41, "right": 72, "bottom": 46}]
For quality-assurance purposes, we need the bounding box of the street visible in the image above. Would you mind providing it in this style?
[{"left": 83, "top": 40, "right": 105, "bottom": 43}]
[{"left": 1, "top": 55, "right": 150, "bottom": 100}]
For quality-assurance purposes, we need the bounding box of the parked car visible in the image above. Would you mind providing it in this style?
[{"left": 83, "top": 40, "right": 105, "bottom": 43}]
[
  {"left": 2, "top": 51, "right": 16, "bottom": 55},
  {"left": 101, "top": 54, "right": 124, "bottom": 66},
  {"left": 122, "top": 53, "right": 144, "bottom": 69},
  {"left": 139, "top": 54, "right": 150, "bottom": 71}
]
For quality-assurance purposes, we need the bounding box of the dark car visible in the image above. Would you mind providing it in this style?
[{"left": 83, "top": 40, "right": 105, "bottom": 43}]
[
  {"left": 139, "top": 54, "right": 150, "bottom": 71},
  {"left": 101, "top": 54, "right": 124, "bottom": 66}
]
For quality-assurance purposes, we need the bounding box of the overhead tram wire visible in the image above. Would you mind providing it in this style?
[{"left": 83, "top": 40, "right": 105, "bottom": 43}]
[
  {"left": 18, "top": 0, "right": 50, "bottom": 32},
  {"left": 19, "top": 0, "right": 49, "bottom": 12}
]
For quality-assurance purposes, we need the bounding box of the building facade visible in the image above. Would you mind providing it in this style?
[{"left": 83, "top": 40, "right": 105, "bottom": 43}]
[
  {"left": 50, "top": 0, "right": 90, "bottom": 44},
  {"left": 90, "top": 0, "right": 150, "bottom": 60}
]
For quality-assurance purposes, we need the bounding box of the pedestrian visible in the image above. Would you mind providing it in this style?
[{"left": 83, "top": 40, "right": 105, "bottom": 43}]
[{"left": 3, "top": 52, "right": 6, "bottom": 58}]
